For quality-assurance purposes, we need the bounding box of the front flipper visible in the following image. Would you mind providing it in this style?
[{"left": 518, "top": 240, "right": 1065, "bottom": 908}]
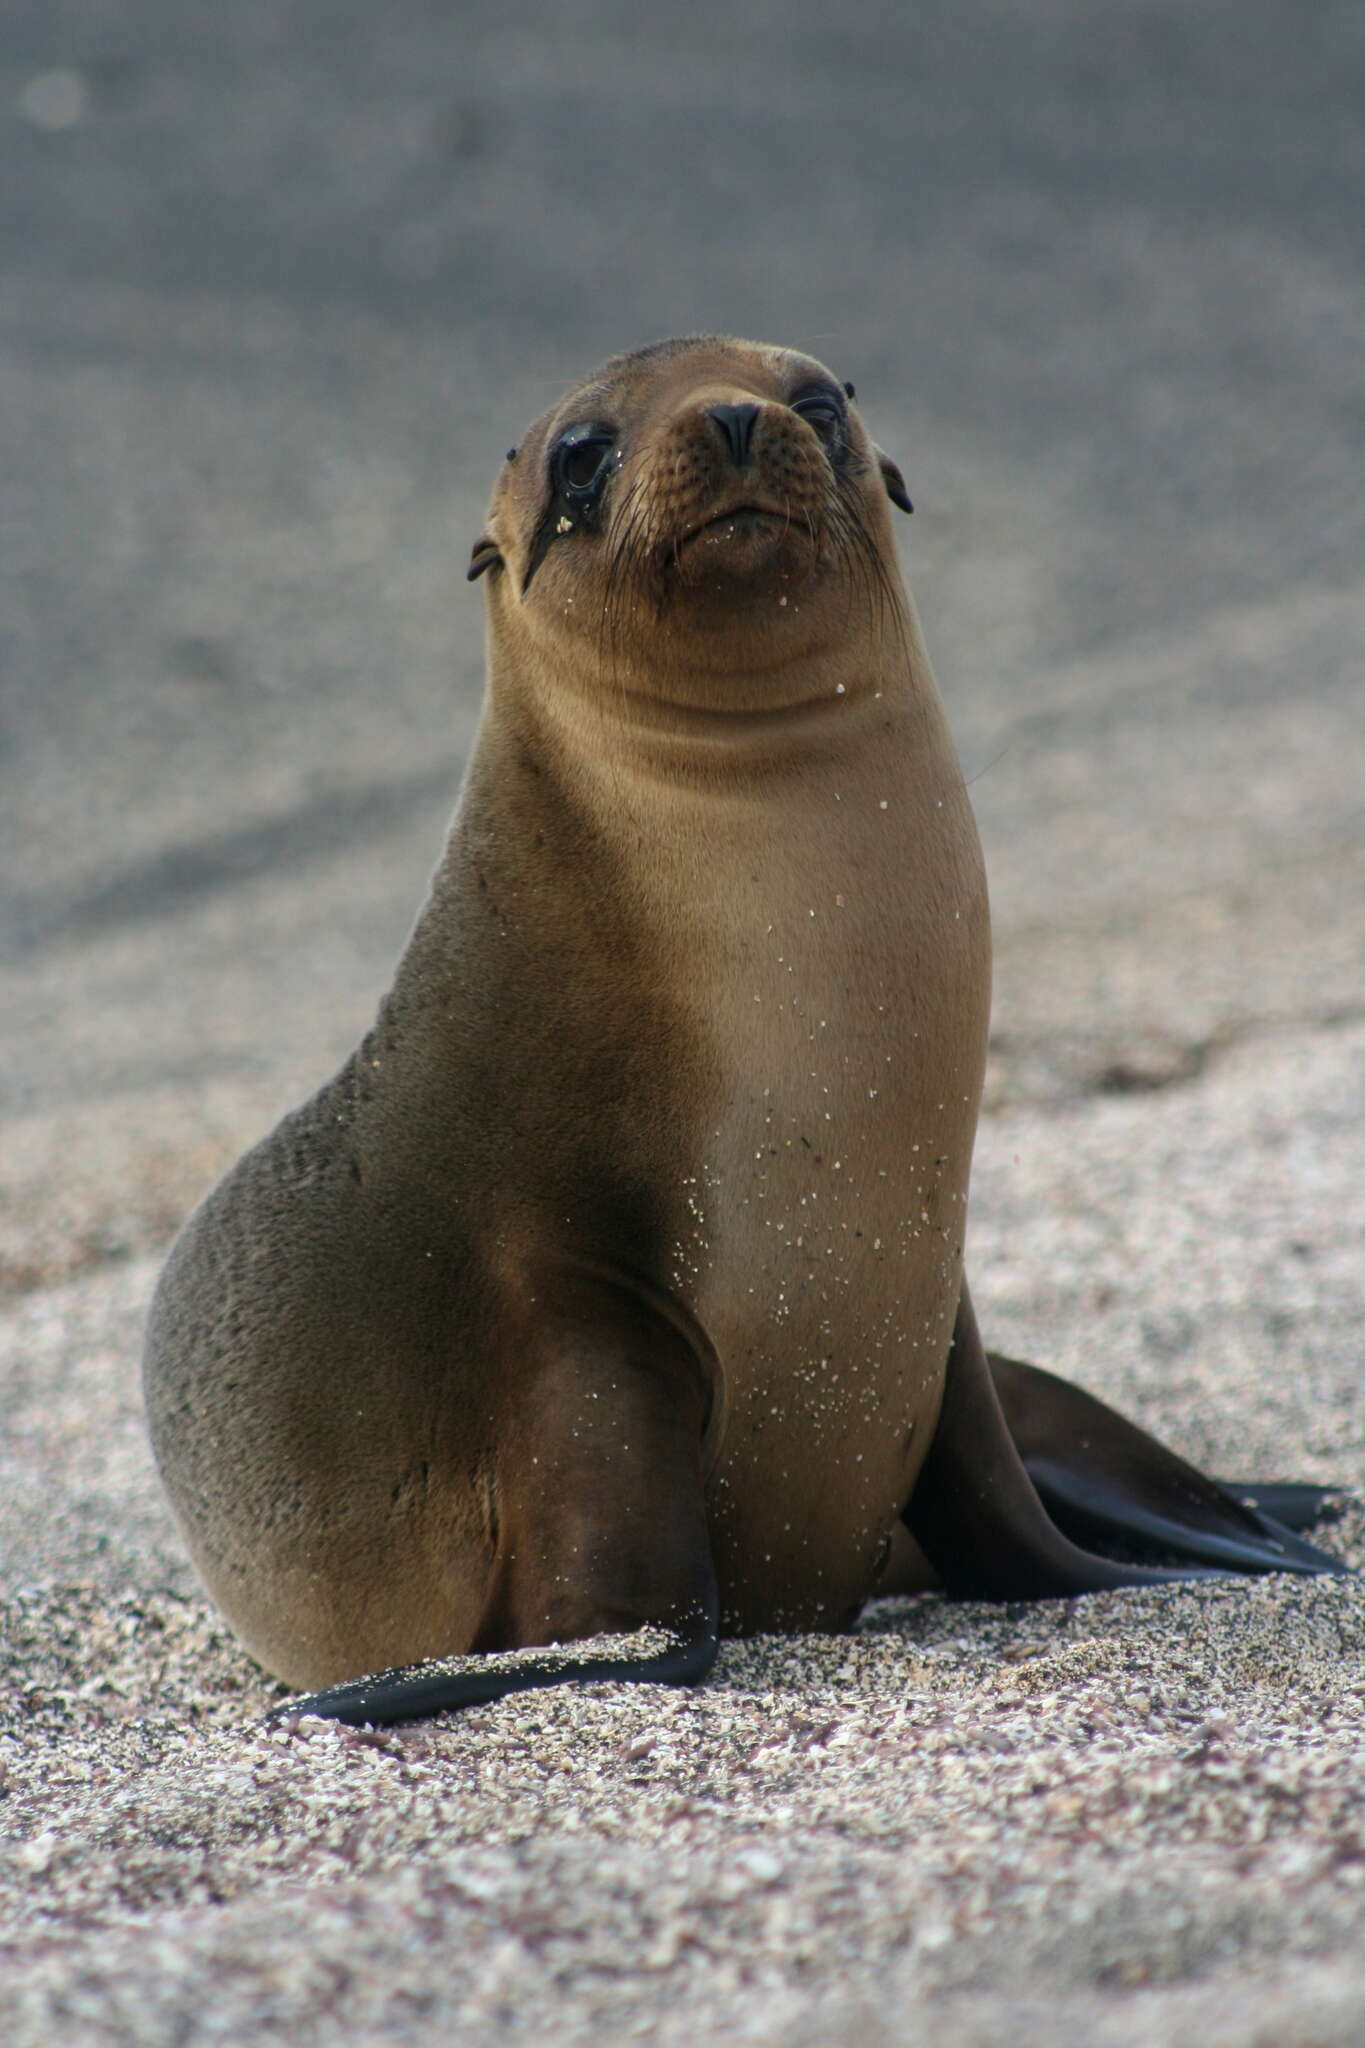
[
  {"left": 903, "top": 1282, "right": 1347, "bottom": 1598},
  {"left": 268, "top": 1277, "right": 720, "bottom": 1727},
  {"left": 266, "top": 1600, "right": 719, "bottom": 1728},
  {"left": 987, "top": 1351, "right": 1348, "bottom": 1578}
]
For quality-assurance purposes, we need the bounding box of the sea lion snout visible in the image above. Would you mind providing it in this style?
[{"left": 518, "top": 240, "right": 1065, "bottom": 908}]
[{"left": 658, "top": 399, "right": 830, "bottom": 554}]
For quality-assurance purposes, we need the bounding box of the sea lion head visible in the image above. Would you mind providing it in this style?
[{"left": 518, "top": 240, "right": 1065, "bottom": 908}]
[{"left": 468, "top": 336, "right": 914, "bottom": 708}]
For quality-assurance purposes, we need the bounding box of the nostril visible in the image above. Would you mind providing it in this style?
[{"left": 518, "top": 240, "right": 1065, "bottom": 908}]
[{"left": 707, "top": 402, "right": 761, "bottom": 468}]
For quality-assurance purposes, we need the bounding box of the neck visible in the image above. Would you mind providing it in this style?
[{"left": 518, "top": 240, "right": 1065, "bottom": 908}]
[{"left": 483, "top": 596, "right": 943, "bottom": 793}]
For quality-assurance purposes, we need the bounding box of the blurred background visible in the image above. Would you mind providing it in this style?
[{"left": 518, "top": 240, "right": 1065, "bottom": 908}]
[{"left": 2, "top": 0, "right": 1361, "bottom": 1298}]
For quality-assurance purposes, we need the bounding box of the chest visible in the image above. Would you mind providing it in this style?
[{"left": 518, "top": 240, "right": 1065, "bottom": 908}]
[{"left": 640, "top": 733, "right": 992, "bottom": 1359}]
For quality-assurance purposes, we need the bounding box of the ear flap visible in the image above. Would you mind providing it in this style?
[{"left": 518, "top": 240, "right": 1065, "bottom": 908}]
[
  {"left": 467, "top": 535, "right": 503, "bottom": 582},
  {"left": 875, "top": 446, "right": 913, "bottom": 515}
]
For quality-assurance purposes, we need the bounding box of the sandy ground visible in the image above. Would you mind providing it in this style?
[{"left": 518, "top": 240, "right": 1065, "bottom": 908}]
[
  {"left": 3, "top": 1021, "right": 1365, "bottom": 2043},
  {"left": 3, "top": 2, "right": 1364, "bottom": 2040}
]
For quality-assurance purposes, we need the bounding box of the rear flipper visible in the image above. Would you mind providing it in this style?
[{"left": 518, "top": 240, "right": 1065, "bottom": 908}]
[
  {"left": 903, "top": 1281, "right": 1349, "bottom": 1599},
  {"left": 1212, "top": 1480, "right": 1346, "bottom": 1534},
  {"left": 267, "top": 1280, "right": 720, "bottom": 1728},
  {"left": 987, "top": 1350, "right": 1349, "bottom": 1578}
]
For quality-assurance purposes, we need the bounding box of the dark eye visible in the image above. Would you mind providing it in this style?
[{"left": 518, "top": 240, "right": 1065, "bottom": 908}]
[
  {"left": 791, "top": 388, "right": 845, "bottom": 444},
  {"left": 554, "top": 427, "right": 616, "bottom": 499}
]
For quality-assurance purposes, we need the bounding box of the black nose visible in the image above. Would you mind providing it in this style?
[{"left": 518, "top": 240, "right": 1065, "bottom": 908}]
[{"left": 707, "top": 402, "right": 761, "bottom": 468}]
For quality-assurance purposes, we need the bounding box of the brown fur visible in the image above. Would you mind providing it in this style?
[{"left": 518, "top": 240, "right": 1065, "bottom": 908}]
[
  {"left": 145, "top": 336, "right": 991, "bottom": 1687},
  {"left": 147, "top": 339, "right": 1347, "bottom": 1719}
]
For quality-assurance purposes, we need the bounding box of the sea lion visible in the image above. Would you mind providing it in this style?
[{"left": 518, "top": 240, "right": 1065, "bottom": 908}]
[{"left": 143, "top": 335, "right": 1345, "bottom": 1728}]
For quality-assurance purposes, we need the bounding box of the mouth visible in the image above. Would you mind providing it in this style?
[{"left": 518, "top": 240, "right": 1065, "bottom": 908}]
[{"left": 679, "top": 502, "right": 792, "bottom": 547}]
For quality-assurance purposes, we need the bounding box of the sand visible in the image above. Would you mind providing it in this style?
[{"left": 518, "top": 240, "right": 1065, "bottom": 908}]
[{"left": 3, "top": 1019, "right": 1363, "bottom": 2044}]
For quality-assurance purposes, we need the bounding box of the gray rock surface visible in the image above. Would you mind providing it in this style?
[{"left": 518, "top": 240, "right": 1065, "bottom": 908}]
[{"left": 1, "top": 1, "right": 1362, "bottom": 2040}]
